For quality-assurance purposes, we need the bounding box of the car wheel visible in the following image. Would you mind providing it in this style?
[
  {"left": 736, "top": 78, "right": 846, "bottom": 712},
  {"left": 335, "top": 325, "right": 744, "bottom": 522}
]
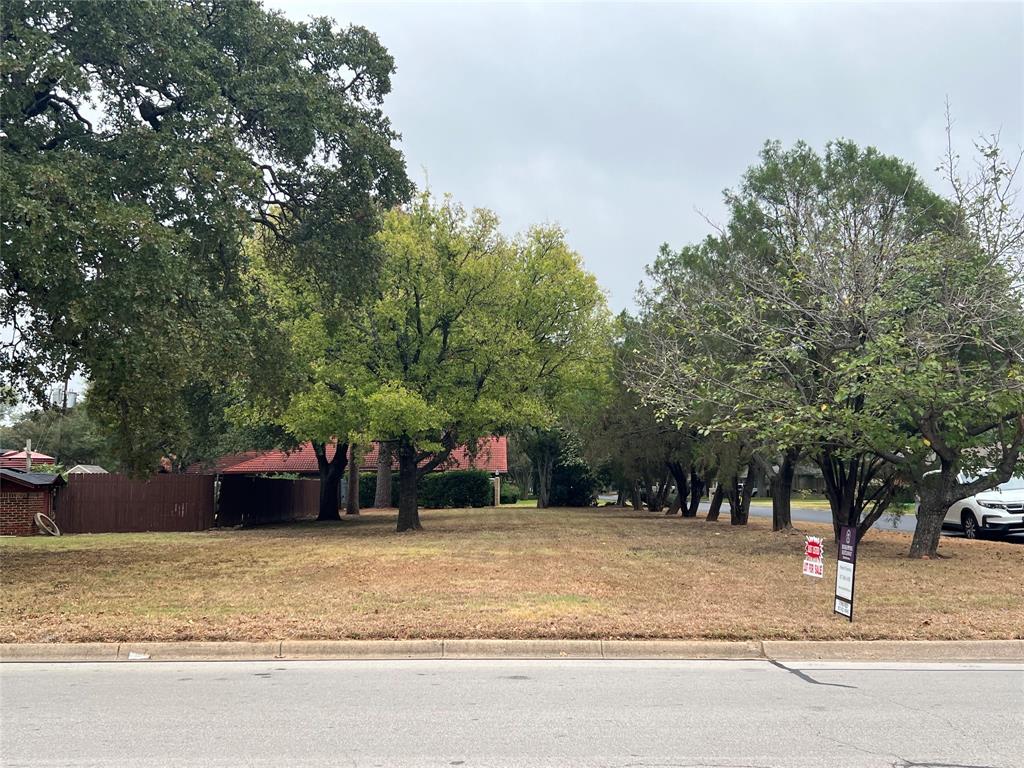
[{"left": 961, "top": 510, "right": 980, "bottom": 539}]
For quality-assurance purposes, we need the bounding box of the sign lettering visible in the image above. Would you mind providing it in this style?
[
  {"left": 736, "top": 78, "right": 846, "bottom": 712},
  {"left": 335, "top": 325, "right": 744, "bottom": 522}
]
[
  {"left": 802, "top": 536, "right": 824, "bottom": 579},
  {"left": 833, "top": 525, "right": 858, "bottom": 622}
]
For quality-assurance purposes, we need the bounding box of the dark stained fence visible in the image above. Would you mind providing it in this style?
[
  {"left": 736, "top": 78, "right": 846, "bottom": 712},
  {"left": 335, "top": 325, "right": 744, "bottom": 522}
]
[
  {"left": 55, "top": 474, "right": 215, "bottom": 533},
  {"left": 217, "top": 476, "right": 321, "bottom": 527}
]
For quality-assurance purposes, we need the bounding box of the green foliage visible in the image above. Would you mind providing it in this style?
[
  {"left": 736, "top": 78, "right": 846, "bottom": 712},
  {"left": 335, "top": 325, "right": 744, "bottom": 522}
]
[
  {"left": 358, "top": 194, "right": 608, "bottom": 450},
  {"left": 549, "top": 460, "right": 597, "bottom": 507},
  {"left": 357, "top": 469, "right": 492, "bottom": 508},
  {"left": 418, "top": 471, "right": 493, "bottom": 508},
  {"left": 0, "top": 400, "right": 118, "bottom": 470},
  {"left": 499, "top": 483, "right": 521, "bottom": 504},
  {"left": 358, "top": 472, "right": 399, "bottom": 508},
  {"left": 2, "top": 0, "right": 409, "bottom": 470},
  {"left": 628, "top": 139, "right": 956, "bottom": 535},
  {"left": 583, "top": 311, "right": 703, "bottom": 499}
]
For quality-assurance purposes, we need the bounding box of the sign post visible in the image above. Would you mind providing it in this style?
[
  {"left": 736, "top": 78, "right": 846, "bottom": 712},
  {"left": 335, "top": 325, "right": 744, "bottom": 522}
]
[
  {"left": 802, "top": 536, "right": 824, "bottom": 579},
  {"left": 834, "top": 525, "right": 857, "bottom": 621}
]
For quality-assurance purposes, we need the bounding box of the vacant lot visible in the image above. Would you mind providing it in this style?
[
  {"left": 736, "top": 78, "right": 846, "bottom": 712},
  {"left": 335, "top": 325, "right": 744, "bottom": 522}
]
[{"left": 1, "top": 508, "right": 1021, "bottom": 643}]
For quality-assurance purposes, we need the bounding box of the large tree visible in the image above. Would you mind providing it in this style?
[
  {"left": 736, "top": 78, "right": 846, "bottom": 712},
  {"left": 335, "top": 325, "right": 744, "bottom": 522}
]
[
  {"left": 856, "top": 137, "right": 1024, "bottom": 557},
  {"left": 358, "top": 194, "right": 608, "bottom": 531},
  {"left": 630, "top": 140, "right": 951, "bottom": 542},
  {"left": 1, "top": 0, "right": 408, "bottom": 470}
]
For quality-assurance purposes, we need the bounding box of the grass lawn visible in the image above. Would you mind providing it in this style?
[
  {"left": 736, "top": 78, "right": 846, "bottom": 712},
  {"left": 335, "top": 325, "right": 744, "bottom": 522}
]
[
  {"left": 1, "top": 507, "right": 1021, "bottom": 643},
  {"left": 503, "top": 498, "right": 538, "bottom": 508}
]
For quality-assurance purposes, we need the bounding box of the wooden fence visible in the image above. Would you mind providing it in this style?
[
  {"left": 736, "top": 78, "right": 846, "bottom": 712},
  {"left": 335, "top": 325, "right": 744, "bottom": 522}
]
[
  {"left": 55, "top": 473, "right": 215, "bottom": 533},
  {"left": 217, "top": 475, "right": 321, "bottom": 527}
]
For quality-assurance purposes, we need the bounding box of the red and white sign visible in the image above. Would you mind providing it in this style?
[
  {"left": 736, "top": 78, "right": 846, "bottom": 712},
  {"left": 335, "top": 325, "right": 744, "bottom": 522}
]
[{"left": 802, "top": 536, "right": 824, "bottom": 578}]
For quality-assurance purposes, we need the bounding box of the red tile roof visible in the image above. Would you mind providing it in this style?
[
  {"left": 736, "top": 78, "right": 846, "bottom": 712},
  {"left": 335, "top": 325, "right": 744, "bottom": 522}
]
[
  {"left": 0, "top": 450, "right": 56, "bottom": 471},
  {"left": 208, "top": 437, "right": 507, "bottom": 476},
  {"left": 184, "top": 450, "right": 264, "bottom": 474}
]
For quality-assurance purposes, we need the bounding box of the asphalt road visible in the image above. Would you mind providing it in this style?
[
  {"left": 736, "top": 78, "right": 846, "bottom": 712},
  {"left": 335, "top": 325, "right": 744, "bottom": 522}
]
[
  {"left": 2, "top": 660, "right": 1021, "bottom": 767},
  {"left": 600, "top": 495, "right": 1024, "bottom": 543},
  {"left": 737, "top": 502, "right": 1024, "bottom": 544},
  {"left": 744, "top": 501, "right": 918, "bottom": 532}
]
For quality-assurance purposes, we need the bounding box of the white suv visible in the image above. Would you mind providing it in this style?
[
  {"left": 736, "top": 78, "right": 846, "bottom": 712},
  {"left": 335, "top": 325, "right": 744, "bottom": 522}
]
[{"left": 942, "top": 475, "right": 1024, "bottom": 539}]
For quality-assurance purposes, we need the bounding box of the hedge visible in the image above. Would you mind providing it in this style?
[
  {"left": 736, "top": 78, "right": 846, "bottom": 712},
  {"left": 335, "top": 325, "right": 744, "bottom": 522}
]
[
  {"left": 358, "top": 472, "right": 399, "bottom": 508},
  {"left": 355, "top": 470, "right": 492, "bottom": 508},
  {"left": 419, "top": 470, "right": 492, "bottom": 508},
  {"left": 499, "top": 482, "right": 520, "bottom": 504}
]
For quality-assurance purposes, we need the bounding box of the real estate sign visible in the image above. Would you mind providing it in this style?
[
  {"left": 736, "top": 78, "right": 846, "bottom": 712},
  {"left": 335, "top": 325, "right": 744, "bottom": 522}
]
[
  {"left": 802, "top": 536, "right": 824, "bottom": 578},
  {"left": 834, "top": 525, "right": 858, "bottom": 621}
]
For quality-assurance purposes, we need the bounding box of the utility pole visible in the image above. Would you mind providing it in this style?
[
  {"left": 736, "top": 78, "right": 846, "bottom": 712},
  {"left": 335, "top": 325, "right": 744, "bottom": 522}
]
[{"left": 25, "top": 438, "right": 32, "bottom": 472}]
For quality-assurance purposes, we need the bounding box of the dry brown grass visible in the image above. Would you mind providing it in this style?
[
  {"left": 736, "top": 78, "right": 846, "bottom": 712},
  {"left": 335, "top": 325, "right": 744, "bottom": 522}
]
[{"left": 1, "top": 507, "right": 1021, "bottom": 643}]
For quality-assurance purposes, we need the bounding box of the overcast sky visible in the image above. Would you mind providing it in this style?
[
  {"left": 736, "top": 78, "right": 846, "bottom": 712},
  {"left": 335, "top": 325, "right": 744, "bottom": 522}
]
[{"left": 277, "top": 1, "right": 1023, "bottom": 311}]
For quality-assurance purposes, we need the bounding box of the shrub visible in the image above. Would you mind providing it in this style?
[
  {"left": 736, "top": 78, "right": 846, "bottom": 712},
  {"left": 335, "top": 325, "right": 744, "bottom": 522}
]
[
  {"left": 358, "top": 472, "right": 399, "bottom": 508},
  {"left": 353, "top": 469, "right": 493, "bottom": 508},
  {"left": 419, "top": 470, "right": 492, "bottom": 508},
  {"left": 549, "top": 461, "right": 597, "bottom": 507},
  {"left": 499, "top": 482, "right": 520, "bottom": 504}
]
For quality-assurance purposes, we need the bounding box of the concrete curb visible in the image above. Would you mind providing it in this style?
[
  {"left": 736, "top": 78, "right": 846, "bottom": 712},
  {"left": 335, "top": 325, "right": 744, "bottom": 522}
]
[
  {"left": 443, "top": 639, "right": 603, "bottom": 658},
  {"left": 762, "top": 639, "right": 1024, "bottom": 662},
  {"left": 283, "top": 640, "right": 443, "bottom": 659},
  {"left": 1, "top": 639, "right": 1021, "bottom": 663}
]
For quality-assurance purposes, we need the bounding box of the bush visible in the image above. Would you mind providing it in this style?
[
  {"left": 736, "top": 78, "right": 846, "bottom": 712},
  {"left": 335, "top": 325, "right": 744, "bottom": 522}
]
[
  {"left": 354, "top": 469, "right": 493, "bottom": 508},
  {"left": 419, "top": 470, "right": 492, "bottom": 508},
  {"left": 549, "top": 461, "right": 597, "bottom": 507},
  {"left": 499, "top": 482, "right": 520, "bottom": 504},
  {"left": 358, "top": 472, "right": 399, "bottom": 508}
]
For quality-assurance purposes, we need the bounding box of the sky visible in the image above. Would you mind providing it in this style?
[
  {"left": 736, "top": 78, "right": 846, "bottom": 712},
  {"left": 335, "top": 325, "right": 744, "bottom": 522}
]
[{"left": 276, "top": 0, "right": 1024, "bottom": 311}]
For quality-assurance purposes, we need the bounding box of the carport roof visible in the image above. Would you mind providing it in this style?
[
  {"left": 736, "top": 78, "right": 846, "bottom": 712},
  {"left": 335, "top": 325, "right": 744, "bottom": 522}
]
[{"left": 0, "top": 469, "right": 66, "bottom": 489}]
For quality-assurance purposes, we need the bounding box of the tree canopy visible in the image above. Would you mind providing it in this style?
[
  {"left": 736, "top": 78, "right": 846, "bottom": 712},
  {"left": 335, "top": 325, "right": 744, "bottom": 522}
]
[
  {"left": 1, "top": 0, "right": 409, "bottom": 469},
  {"left": 626, "top": 136, "right": 1024, "bottom": 556}
]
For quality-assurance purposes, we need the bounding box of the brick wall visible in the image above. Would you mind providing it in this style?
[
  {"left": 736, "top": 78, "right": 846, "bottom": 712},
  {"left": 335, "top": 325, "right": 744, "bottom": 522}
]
[{"left": 0, "top": 491, "right": 47, "bottom": 536}]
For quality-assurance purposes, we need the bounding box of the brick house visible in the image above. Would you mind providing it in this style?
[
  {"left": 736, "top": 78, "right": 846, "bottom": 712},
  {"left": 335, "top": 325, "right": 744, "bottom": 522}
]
[{"left": 0, "top": 469, "right": 65, "bottom": 536}]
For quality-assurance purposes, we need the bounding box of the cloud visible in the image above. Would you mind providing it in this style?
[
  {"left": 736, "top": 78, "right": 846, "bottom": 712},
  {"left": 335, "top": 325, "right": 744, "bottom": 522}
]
[{"left": 279, "top": 1, "right": 1024, "bottom": 311}]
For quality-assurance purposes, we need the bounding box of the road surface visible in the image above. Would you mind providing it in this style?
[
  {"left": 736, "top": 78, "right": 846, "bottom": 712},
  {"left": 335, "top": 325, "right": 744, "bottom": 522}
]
[
  {"left": 2, "top": 659, "right": 1021, "bottom": 767},
  {"left": 735, "top": 501, "right": 1024, "bottom": 543},
  {"left": 602, "top": 494, "right": 1024, "bottom": 543}
]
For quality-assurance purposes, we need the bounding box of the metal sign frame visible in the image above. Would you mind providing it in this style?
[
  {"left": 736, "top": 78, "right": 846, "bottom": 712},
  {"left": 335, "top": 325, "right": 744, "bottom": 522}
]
[{"left": 834, "top": 524, "right": 857, "bottom": 621}]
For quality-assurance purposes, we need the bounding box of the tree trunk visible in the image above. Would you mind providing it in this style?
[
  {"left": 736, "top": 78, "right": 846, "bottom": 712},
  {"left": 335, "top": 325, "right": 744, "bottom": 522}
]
[
  {"left": 819, "top": 450, "right": 896, "bottom": 543},
  {"left": 666, "top": 462, "right": 688, "bottom": 516},
  {"left": 734, "top": 469, "right": 752, "bottom": 525},
  {"left": 819, "top": 451, "right": 860, "bottom": 541},
  {"left": 725, "top": 471, "right": 749, "bottom": 526},
  {"left": 772, "top": 450, "right": 797, "bottom": 531},
  {"left": 909, "top": 471, "right": 957, "bottom": 559},
  {"left": 313, "top": 440, "right": 347, "bottom": 522},
  {"left": 536, "top": 451, "right": 555, "bottom": 509},
  {"left": 909, "top": 496, "right": 946, "bottom": 558},
  {"left": 630, "top": 482, "right": 643, "bottom": 512},
  {"left": 374, "top": 441, "right": 393, "bottom": 508},
  {"left": 685, "top": 467, "right": 704, "bottom": 518},
  {"left": 653, "top": 470, "right": 671, "bottom": 512},
  {"left": 346, "top": 443, "right": 360, "bottom": 515},
  {"left": 396, "top": 437, "right": 422, "bottom": 532},
  {"left": 705, "top": 484, "right": 723, "bottom": 521},
  {"left": 666, "top": 490, "right": 682, "bottom": 515}
]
